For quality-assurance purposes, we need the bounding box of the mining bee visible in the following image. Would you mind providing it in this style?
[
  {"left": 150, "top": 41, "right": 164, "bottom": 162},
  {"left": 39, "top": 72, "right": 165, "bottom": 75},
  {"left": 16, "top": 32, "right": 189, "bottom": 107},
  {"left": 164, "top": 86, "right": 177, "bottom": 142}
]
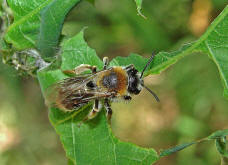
[{"left": 46, "top": 53, "right": 159, "bottom": 123}]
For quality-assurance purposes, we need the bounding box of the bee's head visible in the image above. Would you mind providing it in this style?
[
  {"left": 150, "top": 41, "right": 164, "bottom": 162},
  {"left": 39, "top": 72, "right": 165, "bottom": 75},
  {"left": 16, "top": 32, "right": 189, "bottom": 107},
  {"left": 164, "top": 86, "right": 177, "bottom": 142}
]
[
  {"left": 127, "top": 67, "right": 143, "bottom": 95},
  {"left": 125, "top": 53, "right": 160, "bottom": 102}
]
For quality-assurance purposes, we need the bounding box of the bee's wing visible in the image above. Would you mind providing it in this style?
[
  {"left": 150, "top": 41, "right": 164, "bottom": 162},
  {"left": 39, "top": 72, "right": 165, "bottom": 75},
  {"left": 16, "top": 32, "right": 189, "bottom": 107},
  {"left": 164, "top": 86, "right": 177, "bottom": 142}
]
[
  {"left": 44, "top": 74, "right": 92, "bottom": 110},
  {"left": 44, "top": 74, "right": 112, "bottom": 111}
]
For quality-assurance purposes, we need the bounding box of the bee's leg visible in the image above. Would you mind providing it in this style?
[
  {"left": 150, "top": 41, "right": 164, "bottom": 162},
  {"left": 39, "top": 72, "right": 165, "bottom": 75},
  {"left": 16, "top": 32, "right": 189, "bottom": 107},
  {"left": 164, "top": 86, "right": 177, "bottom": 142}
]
[
  {"left": 104, "top": 99, "right": 112, "bottom": 124},
  {"left": 123, "top": 95, "right": 132, "bottom": 101},
  {"left": 77, "top": 99, "right": 100, "bottom": 127},
  {"left": 63, "top": 64, "right": 97, "bottom": 75},
  {"left": 124, "top": 64, "right": 134, "bottom": 71},
  {"left": 87, "top": 99, "right": 100, "bottom": 120},
  {"left": 79, "top": 99, "right": 100, "bottom": 124},
  {"left": 103, "top": 57, "right": 109, "bottom": 70}
]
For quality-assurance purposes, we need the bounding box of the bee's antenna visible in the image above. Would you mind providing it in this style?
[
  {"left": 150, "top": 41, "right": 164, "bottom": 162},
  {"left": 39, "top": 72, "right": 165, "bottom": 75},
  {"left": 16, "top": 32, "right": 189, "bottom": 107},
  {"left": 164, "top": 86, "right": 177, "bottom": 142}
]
[
  {"left": 142, "top": 84, "right": 160, "bottom": 102},
  {"left": 140, "top": 52, "right": 156, "bottom": 79}
]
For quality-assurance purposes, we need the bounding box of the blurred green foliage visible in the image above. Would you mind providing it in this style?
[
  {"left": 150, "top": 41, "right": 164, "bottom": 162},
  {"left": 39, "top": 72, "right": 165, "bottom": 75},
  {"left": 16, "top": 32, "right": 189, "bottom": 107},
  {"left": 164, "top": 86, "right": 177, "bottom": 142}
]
[{"left": 0, "top": 0, "right": 228, "bottom": 165}]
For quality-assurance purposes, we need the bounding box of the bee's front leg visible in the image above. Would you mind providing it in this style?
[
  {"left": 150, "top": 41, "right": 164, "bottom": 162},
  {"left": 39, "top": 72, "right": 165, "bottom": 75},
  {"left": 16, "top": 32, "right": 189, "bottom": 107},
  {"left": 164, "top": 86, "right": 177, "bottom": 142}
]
[
  {"left": 63, "top": 64, "right": 97, "bottom": 75},
  {"left": 124, "top": 64, "right": 134, "bottom": 71},
  {"left": 103, "top": 57, "right": 109, "bottom": 70},
  {"left": 104, "top": 99, "right": 112, "bottom": 124}
]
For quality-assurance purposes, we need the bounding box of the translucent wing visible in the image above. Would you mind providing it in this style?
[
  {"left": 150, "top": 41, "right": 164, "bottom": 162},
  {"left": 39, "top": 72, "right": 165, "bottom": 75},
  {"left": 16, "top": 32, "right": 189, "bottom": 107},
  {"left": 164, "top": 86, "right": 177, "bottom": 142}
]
[{"left": 44, "top": 74, "right": 112, "bottom": 111}]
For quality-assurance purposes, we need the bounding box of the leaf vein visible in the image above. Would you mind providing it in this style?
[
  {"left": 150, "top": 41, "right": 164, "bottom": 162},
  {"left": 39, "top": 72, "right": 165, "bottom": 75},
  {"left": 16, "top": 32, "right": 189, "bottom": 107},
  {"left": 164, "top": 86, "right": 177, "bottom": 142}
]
[
  {"left": 71, "top": 119, "right": 77, "bottom": 164},
  {"left": 205, "top": 41, "right": 228, "bottom": 89}
]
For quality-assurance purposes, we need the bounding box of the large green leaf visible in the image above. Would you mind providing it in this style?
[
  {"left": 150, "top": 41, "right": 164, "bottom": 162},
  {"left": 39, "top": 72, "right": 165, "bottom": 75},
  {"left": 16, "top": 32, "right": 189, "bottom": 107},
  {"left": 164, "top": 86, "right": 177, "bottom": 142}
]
[
  {"left": 4, "top": 0, "right": 52, "bottom": 49},
  {"left": 37, "top": 30, "right": 158, "bottom": 165}
]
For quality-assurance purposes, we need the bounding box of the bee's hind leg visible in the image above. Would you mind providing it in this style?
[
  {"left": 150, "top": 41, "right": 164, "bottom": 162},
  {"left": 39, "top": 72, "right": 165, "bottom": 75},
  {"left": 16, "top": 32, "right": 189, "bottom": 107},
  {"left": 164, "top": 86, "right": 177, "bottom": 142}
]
[
  {"left": 78, "top": 99, "right": 100, "bottom": 127},
  {"left": 86, "top": 99, "right": 100, "bottom": 120},
  {"left": 63, "top": 64, "right": 97, "bottom": 75},
  {"left": 104, "top": 99, "right": 112, "bottom": 125}
]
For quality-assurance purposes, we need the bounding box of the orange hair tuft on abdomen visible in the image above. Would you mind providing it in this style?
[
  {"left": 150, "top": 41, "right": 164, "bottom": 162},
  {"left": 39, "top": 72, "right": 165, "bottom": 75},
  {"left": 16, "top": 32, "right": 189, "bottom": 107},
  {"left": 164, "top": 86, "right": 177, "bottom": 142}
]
[{"left": 112, "top": 67, "right": 128, "bottom": 96}]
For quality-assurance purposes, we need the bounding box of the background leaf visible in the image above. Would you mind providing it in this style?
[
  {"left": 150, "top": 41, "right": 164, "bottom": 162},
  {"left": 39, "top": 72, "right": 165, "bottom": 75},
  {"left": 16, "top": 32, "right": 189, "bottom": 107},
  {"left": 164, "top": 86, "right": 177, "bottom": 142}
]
[
  {"left": 4, "top": 0, "right": 81, "bottom": 61},
  {"left": 37, "top": 30, "right": 158, "bottom": 165},
  {"left": 208, "top": 129, "right": 228, "bottom": 140},
  {"left": 4, "top": 0, "right": 52, "bottom": 49},
  {"left": 134, "top": 0, "right": 146, "bottom": 18},
  {"left": 215, "top": 137, "right": 228, "bottom": 157},
  {"left": 159, "top": 130, "right": 228, "bottom": 158},
  {"left": 37, "top": 0, "right": 81, "bottom": 60},
  {"left": 159, "top": 142, "right": 197, "bottom": 157},
  {"left": 112, "top": 5, "right": 228, "bottom": 98}
]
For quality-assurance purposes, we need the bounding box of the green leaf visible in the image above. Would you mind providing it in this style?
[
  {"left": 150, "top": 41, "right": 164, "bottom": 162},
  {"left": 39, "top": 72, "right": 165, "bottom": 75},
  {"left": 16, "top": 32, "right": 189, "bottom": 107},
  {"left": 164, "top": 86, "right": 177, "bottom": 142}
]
[
  {"left": 196, "top": 6, "right": 228, "bottom": 99},
  {"left": 134, "top": 0, "right": 146, "bottom": 18},
  {"left": 208, "top": 129, "right": 228, "bottom": 140},
  {"left": 215, "top": 137, "right": 228, "bottom": 157},
  {"left": 159, "top": 142, "right": 197, "bottom": 157},
  {"left": 4, "top": 0, "right": 53, "bottom": 49},
  {"left": 37, "top": 30, "right": 158, "bottom": 165},
  {"left": 4, "top": 0, "right": 81, "bottom": 59},
  {"left": 110, "top": 53, "right": 148, "bottom": 71},
  {"left": 112, "top": 5, "right": 228, "bottom": 98},
  {"left": 37, "top": 0, "right": 81, "bottom": 60},
  {"left": 158, "top": 129, "right": 228, "bottom": 158},
  {"left": 215, "top": 137, "right": 228, "bottom": 165}
]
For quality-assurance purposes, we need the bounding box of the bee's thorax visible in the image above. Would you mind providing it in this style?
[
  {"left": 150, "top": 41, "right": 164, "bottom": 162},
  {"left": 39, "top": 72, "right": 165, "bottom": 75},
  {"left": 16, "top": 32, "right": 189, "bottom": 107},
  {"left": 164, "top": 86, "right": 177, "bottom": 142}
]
[
  {"left": 102, "top": 72, "right": 118, "bottom": 89},
  {"left": 97, "top": 67, "right": 128, "bottom": 96}
]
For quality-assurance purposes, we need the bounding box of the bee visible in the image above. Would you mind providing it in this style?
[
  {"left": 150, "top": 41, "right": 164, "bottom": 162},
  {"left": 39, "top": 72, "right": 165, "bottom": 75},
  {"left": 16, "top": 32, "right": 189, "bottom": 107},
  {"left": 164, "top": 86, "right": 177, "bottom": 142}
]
[{"left": 46, "top": 53, "right": 159, "bottom": 123}]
